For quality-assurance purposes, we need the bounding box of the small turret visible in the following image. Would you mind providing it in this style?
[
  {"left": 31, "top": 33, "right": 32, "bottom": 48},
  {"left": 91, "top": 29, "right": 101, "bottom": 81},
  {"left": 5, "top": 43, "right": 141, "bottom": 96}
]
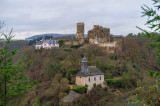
[{"left": 81, "top": 56, "right": 88, "bottom": 72}]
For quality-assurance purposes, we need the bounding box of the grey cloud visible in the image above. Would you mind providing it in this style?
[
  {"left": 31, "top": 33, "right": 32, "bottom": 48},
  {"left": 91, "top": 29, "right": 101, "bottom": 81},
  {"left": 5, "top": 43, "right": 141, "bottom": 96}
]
[{"left": 0, "top": 0, "right": 153, "bottom": 39}]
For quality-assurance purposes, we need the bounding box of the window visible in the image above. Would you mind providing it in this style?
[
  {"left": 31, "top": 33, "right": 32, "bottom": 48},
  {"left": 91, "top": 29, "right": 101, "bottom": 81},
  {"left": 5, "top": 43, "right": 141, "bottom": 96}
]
[
  {"left": 89, "top": 78, "right": 90, "bottom": 82},
  {"left": 94, "top": 77, "right": 96, "bottom": 81},
  {"left": 100, "top": 76, "right": 101, "bottom": 80}
]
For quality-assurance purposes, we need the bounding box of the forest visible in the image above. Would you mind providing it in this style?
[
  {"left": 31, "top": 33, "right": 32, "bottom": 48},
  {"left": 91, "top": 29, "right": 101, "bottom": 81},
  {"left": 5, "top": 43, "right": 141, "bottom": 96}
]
[{"left": 0, "top": 34, "right": 158, "bottom": 105}]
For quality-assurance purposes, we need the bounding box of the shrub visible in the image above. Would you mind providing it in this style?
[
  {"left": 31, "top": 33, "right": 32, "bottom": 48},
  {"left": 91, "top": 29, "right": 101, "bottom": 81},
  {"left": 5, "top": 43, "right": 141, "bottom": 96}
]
[
  {"left": 105, "top": 79, "right": 113, "bottom": 87},
  {"left": 66, "top": 69, "right": 79, "bottom": 82},
  {"left": 67, "top": 69, "right": 79, "bottom": 75},
  {"left": 104, "top": 73, "right": 113, "bottom": 79},
  {"left": 93, "top": 83, "right": 96, "bottom": 88},
  {"left": 70, "top": 44, "right": 83, "bottom": 49},
  {"left": 109, "top": 54, "right": 117, "bottom": 60},
  {"left": 46, "top": 62, "right": 64, "bottom": 79},
  {"left": 121, "top": 62, "right": 128, "bottom": 73},
  {"left": 64, "top": 49, "right": 72, "bottom": 52},
  {"left": 105, "top": 78, "right": 130, "bottom": 89},
  {"left": 72, "top": 86, "right": 87, "bottom": 94},
  {"left": 113, "top": 79, "right": 121, "bottom": 88},
  {"left": 132, "top": 63, "right": 137, "bottom": 69},
  {"left": 58, "top": 40, "right": 64, "bottom": 47},
  {"left": 60, "top": 78, "right": 69, "bottom": 92},
  {"left": 66, "top": 72, "right": 71, "bottom": 82},
  {"left": 85, "top": 84, "right": 88, "bottom": 87},
  {"left": 99, "top": 64, "right": 114, "bottom": 73}
]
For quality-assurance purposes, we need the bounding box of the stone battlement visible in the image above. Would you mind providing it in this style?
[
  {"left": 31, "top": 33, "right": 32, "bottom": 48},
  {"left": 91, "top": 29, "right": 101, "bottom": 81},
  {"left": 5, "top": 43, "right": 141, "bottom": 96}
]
[
  {"left": 77, "top": 22, "right": 84, "bottom": 25},
  {"left": 74, "top": 22, "right": 124, "bottom": 52}
]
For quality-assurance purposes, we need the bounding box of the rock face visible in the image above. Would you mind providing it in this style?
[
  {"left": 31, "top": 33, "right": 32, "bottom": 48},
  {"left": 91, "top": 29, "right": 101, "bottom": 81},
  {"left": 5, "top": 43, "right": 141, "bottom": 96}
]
[
  {"left": 88, "top": 25, "right": 111, "bottom": 44},
  {"left": 62, "top": 90, "right": 81, "bottom": 103}
]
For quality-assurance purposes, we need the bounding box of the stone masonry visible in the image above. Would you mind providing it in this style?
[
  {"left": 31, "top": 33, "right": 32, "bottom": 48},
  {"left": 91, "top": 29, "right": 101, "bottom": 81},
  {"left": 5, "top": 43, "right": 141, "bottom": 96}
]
[
  {"left": 73, "top": 22, "right": 124, "bottom": 52},
  {"left": 87, "top": 25, "right": 110, "bottom": 44},
  {"left": 76, "top": 22, "right": 84, "bottom": 39}
]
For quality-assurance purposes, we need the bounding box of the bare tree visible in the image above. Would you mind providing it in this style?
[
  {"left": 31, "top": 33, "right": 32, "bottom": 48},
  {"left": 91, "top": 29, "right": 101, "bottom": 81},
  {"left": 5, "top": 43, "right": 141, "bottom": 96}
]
[{"left": 0, "top": 21, "right": 5, "bottom": 30}]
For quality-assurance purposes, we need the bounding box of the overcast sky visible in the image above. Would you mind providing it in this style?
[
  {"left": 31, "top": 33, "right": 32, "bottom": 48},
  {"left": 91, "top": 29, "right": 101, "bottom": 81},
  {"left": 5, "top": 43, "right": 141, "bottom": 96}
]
[{"left": 0, "top": 0, "right": 153, "bottom": 39}]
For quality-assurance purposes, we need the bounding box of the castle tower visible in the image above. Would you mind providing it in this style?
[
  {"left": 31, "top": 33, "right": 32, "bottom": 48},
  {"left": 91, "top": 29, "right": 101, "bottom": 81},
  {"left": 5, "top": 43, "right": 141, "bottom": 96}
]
[
  {"left": 81, "top": 56, "right": 88, "bottom": 72},
  {"left": 76, "top": 22, "right": 84, "bottom": 39}
]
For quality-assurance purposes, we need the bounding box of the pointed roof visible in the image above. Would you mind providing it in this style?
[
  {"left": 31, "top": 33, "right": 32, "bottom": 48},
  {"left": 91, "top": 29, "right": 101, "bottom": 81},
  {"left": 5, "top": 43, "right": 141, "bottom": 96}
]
[{"left": 82, "top": 56, "right": 87, "bottom": 62}]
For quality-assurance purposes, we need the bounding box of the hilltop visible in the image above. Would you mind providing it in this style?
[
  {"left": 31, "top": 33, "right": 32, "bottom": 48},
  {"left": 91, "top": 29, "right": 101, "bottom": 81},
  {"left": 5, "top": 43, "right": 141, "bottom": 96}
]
[{"left": 25, "top": 33, "right": 76, "bottom": 40}]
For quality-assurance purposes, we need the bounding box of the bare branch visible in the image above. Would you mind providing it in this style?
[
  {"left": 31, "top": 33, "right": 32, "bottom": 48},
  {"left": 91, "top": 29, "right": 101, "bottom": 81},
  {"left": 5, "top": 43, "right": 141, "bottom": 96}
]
[
  {"left": 2, "top": 28, "right": 15, "bottom": 39},
  {"left": 0, "top": 21, "right": 5, "bottom": 30}
]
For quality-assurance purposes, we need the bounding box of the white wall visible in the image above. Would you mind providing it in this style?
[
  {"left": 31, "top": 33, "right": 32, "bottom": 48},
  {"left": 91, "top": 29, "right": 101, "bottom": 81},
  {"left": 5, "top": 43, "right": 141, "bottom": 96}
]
[
  {"left": 35, "top": 45, "right": 42, "bottom": 49},
  {"left": 75, "top": 76, "right": 85, "bottom": 86},
  {"left": 85, "top": 75, "right": 104, "bottom": 91},
  {"left": 35, "top": 43, "right": 59, "bottom": 49},
  {"left": 75, "top": 75, "right": 104, "bottom": 91}
]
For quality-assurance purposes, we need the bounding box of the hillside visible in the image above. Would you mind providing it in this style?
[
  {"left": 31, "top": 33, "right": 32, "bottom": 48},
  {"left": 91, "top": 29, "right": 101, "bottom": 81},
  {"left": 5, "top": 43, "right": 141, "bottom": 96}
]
[
  {"left": 0, "top": 40, "right": 29, "bottom": 50},
  {"left": 10, "top": 35, "right": 159, "bottom": 106}
]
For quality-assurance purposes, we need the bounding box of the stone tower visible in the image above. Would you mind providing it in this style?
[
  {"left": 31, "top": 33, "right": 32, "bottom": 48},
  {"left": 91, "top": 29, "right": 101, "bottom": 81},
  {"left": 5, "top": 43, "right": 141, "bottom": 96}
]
[
  {"left": 81, "top": 56, "right": 87, "bottom": 72},
  {"left": 76, "top": 22, "right": 84, "bottom": 39}
]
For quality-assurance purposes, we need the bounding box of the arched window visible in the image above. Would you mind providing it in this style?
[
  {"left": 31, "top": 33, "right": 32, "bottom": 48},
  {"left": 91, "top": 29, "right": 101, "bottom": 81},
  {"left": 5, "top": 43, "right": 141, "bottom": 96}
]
[
  {"left": 94, "top": 77, "right": 96, "bottom": 81},
  {"left": 89, "top": 78, "right": 90, "bottom": 82},
  {"left": 100, "top": 76, "right": 101, "bottom": 80}
]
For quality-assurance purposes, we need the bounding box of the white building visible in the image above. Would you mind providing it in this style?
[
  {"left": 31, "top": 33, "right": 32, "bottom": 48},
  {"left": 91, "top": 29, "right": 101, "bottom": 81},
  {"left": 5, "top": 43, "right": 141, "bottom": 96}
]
[
  {"left": 35, "top": 38, "right": 59, "bottom": 49},
  {"left": 75, "top": 57, "right": 105, "bottom": 91}
]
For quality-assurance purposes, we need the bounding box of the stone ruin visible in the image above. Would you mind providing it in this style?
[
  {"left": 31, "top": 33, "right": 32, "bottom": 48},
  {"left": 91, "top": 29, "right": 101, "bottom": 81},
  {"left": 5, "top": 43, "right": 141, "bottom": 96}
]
[
  {"left": 65, "top": 22, "right": 124, "bottom": 53},
  {"left": 87, "top": 25, "right": 111, "bottom": 44}
]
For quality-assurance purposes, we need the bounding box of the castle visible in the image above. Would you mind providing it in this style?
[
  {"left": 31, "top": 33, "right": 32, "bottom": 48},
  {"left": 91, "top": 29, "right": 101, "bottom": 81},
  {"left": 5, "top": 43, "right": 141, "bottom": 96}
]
[
  {"left": 75, "top": 57, "right": 105, "bottom": 91},
  {"left": 73, "top": 22, "right": 124, "bottom": 52}
]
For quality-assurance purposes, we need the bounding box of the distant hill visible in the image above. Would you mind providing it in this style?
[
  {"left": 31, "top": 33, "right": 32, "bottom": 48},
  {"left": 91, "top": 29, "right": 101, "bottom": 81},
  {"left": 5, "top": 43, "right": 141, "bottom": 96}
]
[{"left": 25, "top": 33, "right": 76, "bottom": 40}]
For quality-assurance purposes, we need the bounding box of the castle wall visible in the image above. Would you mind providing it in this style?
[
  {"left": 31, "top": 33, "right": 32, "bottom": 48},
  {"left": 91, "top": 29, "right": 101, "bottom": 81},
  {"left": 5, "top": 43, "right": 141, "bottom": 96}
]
[
  {"left": 113, "top": 37, "right": 124, "bottom": 51},
  {"left": 65, "top": 41, "right": 73, "bottom": 46},
  {"left": 88, "top": 25, "right": 111, "bottom": 43},
  {"left": 72, "top": 41, "right": 80, "bottom": 45},
  {"left": 98, "top": 41, "right": 117, "bottom": 48}
]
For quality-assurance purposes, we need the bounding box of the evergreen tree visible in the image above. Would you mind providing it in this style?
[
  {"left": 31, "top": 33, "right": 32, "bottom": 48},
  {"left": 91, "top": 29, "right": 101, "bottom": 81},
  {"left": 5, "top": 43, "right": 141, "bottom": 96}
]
[
  {"left": 139, "top": 0, "right": 160, "bottom": 91},
  {"left": 0, "top": 27, "right": 36, "bottom": 105},
  {"left": 135, "top": 0, "right": 160, "bottom": 105}
]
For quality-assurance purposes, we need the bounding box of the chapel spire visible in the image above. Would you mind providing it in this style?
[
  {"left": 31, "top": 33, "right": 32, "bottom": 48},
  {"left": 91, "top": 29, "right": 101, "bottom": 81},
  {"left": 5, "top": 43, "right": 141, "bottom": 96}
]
[{"left": 81, "top": 56, "right": 88, "bottom": 72}]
